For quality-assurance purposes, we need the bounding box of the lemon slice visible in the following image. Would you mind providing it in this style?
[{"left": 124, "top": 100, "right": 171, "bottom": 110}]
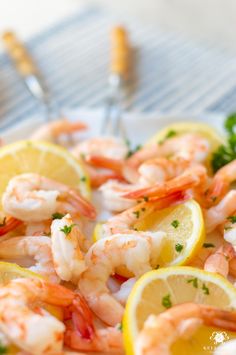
[
  {"left": 134, "top": 199, "right": 205, "bottom": 267},
  {"left": 0, "top": 140, "right": 90, "bottom": 205},
  {"left": 0, "top": 261, "right": 42, "bottom": 283},
  {"left": 124, "top": 266, "right": 236, "bottom": 355},
  {"left": 93, "top": 200, "right": 204, "bottom": 279},
  {"left": 147, "top": 121, "right": 225, "bottom": 149}
]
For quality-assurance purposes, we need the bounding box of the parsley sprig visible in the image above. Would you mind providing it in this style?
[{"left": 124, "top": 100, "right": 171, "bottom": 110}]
[{"left": 211, "top": 113, "right": 236, "bottom": 172}]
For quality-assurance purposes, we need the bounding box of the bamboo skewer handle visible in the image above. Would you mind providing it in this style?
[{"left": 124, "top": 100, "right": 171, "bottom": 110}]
[
  {"left": 110, "top": 26, "right": 130, "bottom": 79},
  {"left": 2, "top": 31, "right": 37, "bottom": 77}
]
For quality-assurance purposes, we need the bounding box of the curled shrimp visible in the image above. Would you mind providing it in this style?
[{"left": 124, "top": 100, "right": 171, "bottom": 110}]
[
  {"left": 2, "top": 173, "right": 96, "bottom": 222},
  {"left": 0, "top": 236, "right": 59, "bottom": 283},
  {"left": 99, "top": 180, "right": 137, "bottom": 212},
  {"left": 102, "top": 191, "right": 187, "bottom": 236},
  {"left": 51, "top": 214, "right": 86, "bottom": 284},
  {"left": 122, "top": 165, "right": 207, "bottom": 200},
  {"left": 204, "top": 243, "right": 236, "bottom": 277},
  {"left": 207, "top": 160, "right": 236, "bottom": 201},
  {"left": 72, "top": 136, "right": 128, "bottom": 160},
  {"left": 204, "top": 190, "right": 236, "bottom": 233},
  {"left": 65, "top": 324, "right": 123, "bottom": 353},
  {"left": 79, "top": 231, "right": 166, "bottom": 326},
  {"left": 31, "top": 118, "right": 87, "bottom": 143},
  {"left": 0, "top": 278, "right": 94, "bottom": 354},
  {"left": 135, "top": 303, "right": 236, "bottom": 355},
  {"left": 122, "top": 133, "right": 209, "bottom": 183}
]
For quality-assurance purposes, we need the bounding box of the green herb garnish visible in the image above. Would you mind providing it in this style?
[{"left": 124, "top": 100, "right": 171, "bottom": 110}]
[
  {"left": 60, "top": 224, "right": 75, "bottom": 236},
  {"left": 0, "top": 343, "right": 8, "bottom": 355},
  {"left": 159, "top": 130, "right": 177, "bottom": 145},
  {"left": 203, "top": 243, "right": 215, "bottom": 248},
  {"left": 143, "top": 196, "right": 149, "bottom": 202},
  {"left": 162, "top": 294, "right": 172, "bottom": 309},
  {"left": 202, "top": 283, "right": 210, "bottom": 295},
  {"left": 117, "top": 323, "right": 123, "bottom": 332},
  {"left": 171, "top": 220, "right": 179, "bottom": 229},
  {"left": 187, "top": 277, "right": 198, "bottom": 288},
  {"left": 211, "top": 113, "right": 236, "bottom": 172},
  {"left": 126, "top": 144, "right": 142, "bottom": 158},
  {"left": 80, "top": 176, "right": 87, "bottom": 182},
  {"left": 52, "top": 212, "right": 65, "bottom": 220},
  {"left": 227, "top": 216, "right": 236, "bottom": 224},
  {"left": 133, "top": 211, "right": 140, "bottom": 219},
  {"left": 175, "top": 243, "right": 183, "bottom": 252}
]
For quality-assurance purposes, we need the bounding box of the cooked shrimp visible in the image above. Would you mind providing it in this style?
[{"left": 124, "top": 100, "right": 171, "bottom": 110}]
[
  {"left": 214, "top": 339, "right": 236, "bottom": 355},
  {"left": 99, "top": 180, "right": 137, "bottom": 212},
  {"left": 2, "top": 173, "right": 96, "bottom": 222},
  {"left": 31, "top": 118, "right": 87, "bottom": 142},
  {"left": 123, "top": 133, "right": 209, "bottom": 183},
  {"left": 85, "top": 163, "right": 124, "bottom": 189},
  {"left": 72, "top": 136, "right": 128, "bottom": 160},
  {"left": 0, "top": 278, "right": 94, "bottom": 354},
  {"left": 204, "top": 243, "right": 235, "bottom": 277},
  {"left": 102, "top": 191, "right": 186, "bottom": 236},
  {"left": 122, "top": 164, "right": 207, "bottom": 200},
  {"left": 204, "top": 190, "right": 236, "bottom": 233},
  {"left": 135, "top": 303, "right": 236, "bottom": 355},
  {"left": 0, "top": 216, "right": 23, "bottom": 236},
  {"left": 51, "top": 214, "right": 86, "bottom": 283},
  {"left": 79, "top": 231, "right": 166, "bottom": 326},
  {"left": 65, "top": 324, "right": 123, "bottom": 353},
  {"left": 207, "top": 160, "right": 236, "bottom": 201},
  {"left": 0, "top": 236, "right": 59, "bottom": 283}
]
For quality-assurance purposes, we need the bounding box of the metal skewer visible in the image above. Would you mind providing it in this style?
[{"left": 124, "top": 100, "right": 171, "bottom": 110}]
[{"left": 101, "top": 26, "right": 130, "bottom": 139}]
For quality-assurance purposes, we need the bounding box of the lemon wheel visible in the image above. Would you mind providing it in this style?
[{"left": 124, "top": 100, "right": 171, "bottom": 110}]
[{"left": 124, "top": 266, "right": 236, "bottom": 355}]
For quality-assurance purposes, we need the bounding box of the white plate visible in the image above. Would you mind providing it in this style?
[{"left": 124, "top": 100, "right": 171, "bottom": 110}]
[{"left": 3, "top": 108, "right": 225, "bottom": 144}]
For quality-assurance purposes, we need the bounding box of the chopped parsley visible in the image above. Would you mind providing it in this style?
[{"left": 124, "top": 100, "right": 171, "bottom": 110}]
[
  {"left": 117, "top": 323, "right": 123, "bottom": 332},
  {"left": 227, "top": 216, "right": 236, "bottom": 224},
  {"left": 0, "top": 218, "right": 6, "bottom": 227},
  {"left": 126, "top": 144, "right": 142, "bottom": 158},
  {"left": 162, "top": 294, "right": 172, "bottom": 309},
  {"left": 211, "top": 196, "right": 217, "bottom": 202},
  {"left": 141, "top": 207, "right": 146, "bottom": 212},
  {"left": 52, "top": 212, "right": 65, "bottom": 220},
  {"left": 202, "top": 283, "right": 210, "bottom": 295},
  {"left": 187, "top": 277, "right": 198, "bottom": 288},
  {"left": 0, "top": 344, "right": 7, "bottom": 355},
  {"left": 133, "top": 211, "right": 140, "bottom": 219},
  {"left": 156, "top": 264, "right": 160, "bottom": 269},
  {"left": 203, "top": 243, "right": 215, "bottom": 248},
  {"left": 171, "top": 220, "right": 179, "bottom": 229},
  {"left": 143, "top": 196, "right": 149, "bottom": 202},
  {"left": 80, "top": 176, "right": 87, "bottom": 182},
  {"left": 175, "top": 243, "right": 183, "bottom": 253},
  {"left": 211, "top": 113, "right": 236, "bottom": 172},
  {"left": 158, "top": 130, "right": 177, "bottom": 145},
  {"left": 60, "top": 224, "right": 75, "bottom": 236},
  {"left": 224, "top": 226, "right": 232, "bottom": 231}
]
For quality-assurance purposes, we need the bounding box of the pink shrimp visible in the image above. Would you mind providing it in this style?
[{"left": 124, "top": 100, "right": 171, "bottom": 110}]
[
  {"left": 204, "top": 243, "right": 236, "bottom": 277},
  {"left": 0, "top": 216, "right": 23, "bottom": 236},
  {"left": 122, "top": 165, "right": 207, "bottom": 201},
  {"left": 207, "top": 160, "right": 236, "bottom": 201}
]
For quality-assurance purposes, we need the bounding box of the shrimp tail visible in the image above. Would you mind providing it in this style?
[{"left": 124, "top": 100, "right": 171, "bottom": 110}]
[
  {"left": 202, "top": 306, "right": 236, "bottom": 331},
  {"left": 0, "top": 216, "right": 23, "bottom": 236},
  {"left": 67, "top": 190, "right": 96, "bottom": 220},
  {"left": 86, "top": 156, "right": 123, "bottom": 175},
  {"left": 122, "top": 176, "right": 196, "bottom": 200},
  {"left": 72, "top": 294, "right": 95, "bottom": 339}
]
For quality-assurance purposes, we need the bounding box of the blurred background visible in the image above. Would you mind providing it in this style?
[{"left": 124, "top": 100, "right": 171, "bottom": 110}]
[
  {"left": 1, "top": 0, "right": 236, "bottom": 131},
  {"left": 1, "top": 0, "right": 236, "bottom": 50}
]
